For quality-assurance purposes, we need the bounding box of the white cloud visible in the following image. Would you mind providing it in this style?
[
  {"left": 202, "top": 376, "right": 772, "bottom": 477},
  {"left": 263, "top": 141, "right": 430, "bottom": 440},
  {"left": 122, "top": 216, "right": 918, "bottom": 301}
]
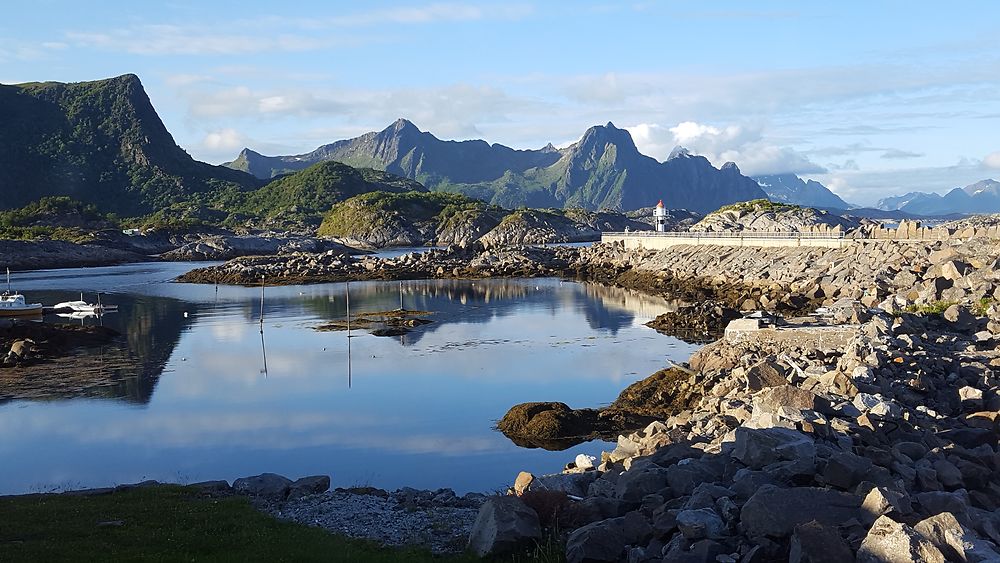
[
  {"left": 984, "top": 151, "right": 1000, "bottom": 169},
  {"left": 626, "top": 121, "right": 824, "bottom": 176},
  {"left": 66, "top": 26, "right": 341, "bottom": 56},
  {"left": 327, "top": 3, "right": 533, "bottom": 26},
  {"left": 201, "top": 129, "right": 248, "bottom": 152}
]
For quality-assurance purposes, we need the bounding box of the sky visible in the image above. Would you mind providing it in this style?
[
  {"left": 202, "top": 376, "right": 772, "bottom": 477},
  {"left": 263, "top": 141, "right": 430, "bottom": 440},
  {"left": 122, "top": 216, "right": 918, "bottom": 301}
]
[{"left": 2, "top": 1, "right": 1000, "bottom": 206}]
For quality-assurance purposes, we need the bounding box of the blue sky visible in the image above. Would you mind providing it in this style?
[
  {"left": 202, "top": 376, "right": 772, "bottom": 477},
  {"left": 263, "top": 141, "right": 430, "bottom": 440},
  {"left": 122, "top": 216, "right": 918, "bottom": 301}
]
[{"left": 3, "top": 1, "right": 1000, "bottom": 205}]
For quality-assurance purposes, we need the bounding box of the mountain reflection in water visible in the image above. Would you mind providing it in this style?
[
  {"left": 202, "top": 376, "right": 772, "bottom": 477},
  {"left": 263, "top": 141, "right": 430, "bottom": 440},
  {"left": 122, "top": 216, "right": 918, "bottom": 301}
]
[{"left": 0, "top": 263, "right": 698, "bottom": 495}]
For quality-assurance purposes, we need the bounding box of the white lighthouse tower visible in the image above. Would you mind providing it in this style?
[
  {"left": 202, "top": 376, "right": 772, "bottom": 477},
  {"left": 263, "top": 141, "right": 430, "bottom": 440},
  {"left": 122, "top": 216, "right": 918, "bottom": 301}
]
[{"left": 653, "top": 200, "right": 667, "bottom": 232}]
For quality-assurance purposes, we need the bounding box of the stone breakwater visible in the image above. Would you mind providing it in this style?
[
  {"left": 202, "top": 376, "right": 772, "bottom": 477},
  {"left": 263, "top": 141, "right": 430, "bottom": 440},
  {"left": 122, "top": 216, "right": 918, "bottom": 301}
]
[
  {"left": 578, "top": 237, "right": 1000, "bottom": 313},
  {"left": 177, "top": 244, "right": 580, "bottom": 285},
  {"left": 481, "top": 306, "right": 1000, "bottom": 561}
]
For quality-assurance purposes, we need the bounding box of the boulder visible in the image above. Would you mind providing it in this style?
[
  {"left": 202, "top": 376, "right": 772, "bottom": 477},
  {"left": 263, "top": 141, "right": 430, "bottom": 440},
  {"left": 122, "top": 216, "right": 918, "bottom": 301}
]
[
  {"left": 752, "top": 385, "right": 817, "bottom": 413},
  {"left": 944, "top": 304, "right": 977, "bottom": 332},
  {"left": 232, "top": 473, "right": 293, "bottom": 499},
  {"left": 822, "top": 451, "right": 873, "bottom": 490},
  {"left": 789, "top": 520, "right": 854, "bottom": 563},
  {"left": 915, "top": 511, "right": 1000, "bottom": 562},
  {"left": 497, "top": 402, "right": 603, "bottom": 449},
  {"left": 530, "top": 471, "right": 598, "bottom": 498},
  {"left": 467, "top": 496, "right": 542, "bottom": 557},
  {"left": 287, "top": 475, "right": 330, "bottom": 499},
  {"left": 744, "top": 360, "right": 789, "bottom": 391},
  {"left": 676, "top": 508, "right": 727, "bottom": 540},
  {"left": 741, "top": 485, "right": 861, "bottom": 538},
  {"left": 565, "top": 517, "right": 628, "bottom": 563},
  {"left": 731, "top": 427, "right": 815, "bottom": 470},
  {"left": 861, "top": 486, "right": 913, "bottom": 525},
  {"left": 615, "top": 466, "right": 670, "bottom": 502},
  {"left": 514, "top": 471, "right": 534, "bottom": 496},
  {"left": 857, "top": 515, "right": 946, "bottom": 563}
]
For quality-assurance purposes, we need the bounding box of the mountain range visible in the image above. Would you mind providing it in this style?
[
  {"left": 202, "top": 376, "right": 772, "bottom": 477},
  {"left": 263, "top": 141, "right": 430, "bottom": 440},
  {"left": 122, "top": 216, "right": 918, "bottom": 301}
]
[
  {"left": 875, "top": 180, "right": 1000, "bottom": 215},
  {"left": 226, "top": 119, "right": 770, "bottom": 213},
  {"left": 753, "top": 173, "right": 851, "bottom": 209}
]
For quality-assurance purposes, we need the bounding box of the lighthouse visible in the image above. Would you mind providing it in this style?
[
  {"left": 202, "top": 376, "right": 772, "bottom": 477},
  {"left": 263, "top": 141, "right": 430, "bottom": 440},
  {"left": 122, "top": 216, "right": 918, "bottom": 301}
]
[{"left": 653, "top": 200, "right": 667, "bottom": 232}]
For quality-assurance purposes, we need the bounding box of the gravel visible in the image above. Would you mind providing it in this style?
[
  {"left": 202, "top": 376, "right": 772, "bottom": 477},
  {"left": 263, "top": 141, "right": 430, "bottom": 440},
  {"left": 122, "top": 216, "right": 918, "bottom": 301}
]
[{"left": 259, "top": 487, "right": 488, "bottom": 554}]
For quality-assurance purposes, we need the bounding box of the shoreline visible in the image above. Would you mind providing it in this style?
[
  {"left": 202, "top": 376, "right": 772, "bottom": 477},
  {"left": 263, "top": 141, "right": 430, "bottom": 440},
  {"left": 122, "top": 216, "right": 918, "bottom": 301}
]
[{"left": 6, "top": 236, "right": 1000, "bottom": 559}]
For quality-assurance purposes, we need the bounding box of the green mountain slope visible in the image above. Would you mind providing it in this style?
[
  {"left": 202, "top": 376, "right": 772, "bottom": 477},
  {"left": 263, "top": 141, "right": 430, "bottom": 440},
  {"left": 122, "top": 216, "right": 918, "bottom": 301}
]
[{"left": 0, "top": 74, "right": 258, "bottom": 216}]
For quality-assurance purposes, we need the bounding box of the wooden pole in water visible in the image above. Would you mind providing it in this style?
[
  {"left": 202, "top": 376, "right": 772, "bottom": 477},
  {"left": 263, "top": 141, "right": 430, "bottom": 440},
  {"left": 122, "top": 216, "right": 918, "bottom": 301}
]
[
  {"left": 399, "top": 281, "right": 404, "bottom": 311},
  {"left": 259, "top": 276, "right": 265, "bottom": 329},
  {"left": 345, "top": 279, "right": 351, "bottom": 333}
]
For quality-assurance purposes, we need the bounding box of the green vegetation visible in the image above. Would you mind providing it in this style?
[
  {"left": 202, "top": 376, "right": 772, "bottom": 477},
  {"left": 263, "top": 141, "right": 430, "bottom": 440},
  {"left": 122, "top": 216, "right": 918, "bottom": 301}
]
[
  {"left": 712, "top": 199, "right": 799, "bottom": 215},
  {"left": 318, "top": 191, "right": 499, "bottom": 238},
  {"left": 0, "top": 196, "right": 118, "bottom": 242},
  {"left": 0, "top": 75, "right": 258, "bottom": 217},
  {"left": 973, "top": 297, "right": 995, "bottom": 316},
  {"left": 233, "top": 161, "right": 424, "bottom": 227},
  {"left": 904, "top": 300, "right": 959, "bottom": 315},
  {"left": 0, "top": 485, "right": 564, "bottom": 562}
]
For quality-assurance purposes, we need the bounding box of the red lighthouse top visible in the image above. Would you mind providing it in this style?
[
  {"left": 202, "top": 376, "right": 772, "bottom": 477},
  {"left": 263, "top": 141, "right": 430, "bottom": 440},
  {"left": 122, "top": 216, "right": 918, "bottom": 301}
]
[{"left": 656, "top": 200, "right": 664, "bottom": 208}]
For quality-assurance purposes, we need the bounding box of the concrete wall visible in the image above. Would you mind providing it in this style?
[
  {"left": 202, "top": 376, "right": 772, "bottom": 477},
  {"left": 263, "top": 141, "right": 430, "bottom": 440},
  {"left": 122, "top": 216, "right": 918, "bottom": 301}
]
[
  {"left": 603, "top": 233, "right": 849, "bottom": 251},
  {"left": 604, "top": 219, "right": 1000, "bottom": 250}
]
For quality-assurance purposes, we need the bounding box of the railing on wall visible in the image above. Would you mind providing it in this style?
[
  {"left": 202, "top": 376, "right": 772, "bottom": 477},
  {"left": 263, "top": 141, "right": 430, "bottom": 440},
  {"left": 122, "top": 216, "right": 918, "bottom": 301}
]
[{"left": 603, "top": 231, "right": 846, "bottom": 240}]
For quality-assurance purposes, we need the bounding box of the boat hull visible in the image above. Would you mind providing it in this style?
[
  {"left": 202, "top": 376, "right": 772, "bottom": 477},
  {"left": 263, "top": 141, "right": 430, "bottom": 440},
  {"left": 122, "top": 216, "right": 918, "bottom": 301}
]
[{"left": 0, "top": 304, "right": 43, "bottom": 317}]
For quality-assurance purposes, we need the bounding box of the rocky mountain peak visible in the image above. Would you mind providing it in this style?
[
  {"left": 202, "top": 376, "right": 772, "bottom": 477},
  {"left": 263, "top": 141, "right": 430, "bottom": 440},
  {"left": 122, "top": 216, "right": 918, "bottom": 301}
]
[
  {"left": 667, "top": 146, "right": 692, "bottom": 160},
  {"left": 721, "top": 161, "right": 740, "bottom": 173},
  {"left": 390, "top": 117, "right": 419, "bottom": 133}
]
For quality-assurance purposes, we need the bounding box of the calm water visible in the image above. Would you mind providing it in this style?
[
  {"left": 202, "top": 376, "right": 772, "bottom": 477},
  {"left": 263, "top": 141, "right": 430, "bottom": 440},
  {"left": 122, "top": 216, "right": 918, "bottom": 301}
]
[{"left": 0, "top": 262, "right": 696, "bottom": 494}]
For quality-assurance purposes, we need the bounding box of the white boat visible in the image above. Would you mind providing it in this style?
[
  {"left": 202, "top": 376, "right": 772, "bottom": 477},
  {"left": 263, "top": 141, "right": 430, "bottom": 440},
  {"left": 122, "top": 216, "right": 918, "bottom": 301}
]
[
  {"left": 52, "top": 293, "right": 118, "bottom": 314},
  {"left": 0, "top": 268, "right": 42, "bottom": 317},
  {"left": 0, "top": 293, "right": 43, "bottom": 317}
]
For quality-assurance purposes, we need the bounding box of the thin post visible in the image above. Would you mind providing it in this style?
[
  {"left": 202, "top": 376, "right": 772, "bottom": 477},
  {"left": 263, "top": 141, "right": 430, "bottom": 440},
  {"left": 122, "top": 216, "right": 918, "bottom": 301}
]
[
  {"left": 345, "top": 279, "right": 351, "bottom": 333},
  {"left": 399, "top": 281, "right": 404, "bottom": 311},
  {"left": 259, "top": 276, "right": 265, "bottom": 329},
  {"left": 6, "top": 268, "right": 9, "bottom": 294}
]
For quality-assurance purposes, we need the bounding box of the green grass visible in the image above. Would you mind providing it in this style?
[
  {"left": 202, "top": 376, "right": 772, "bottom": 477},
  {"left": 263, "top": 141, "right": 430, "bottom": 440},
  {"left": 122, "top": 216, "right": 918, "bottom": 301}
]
[
  {"left": 0, "top": 486, "right": 456, "bottom": 562},
  {"left": 904, "top": 300, "right": 959, "bottom": 315},
  {"left": 712, "top": 198, "right": 799, "bottom": 215},
  {"left": 0, "top": 486, "right": 565, "bottom": 562}
]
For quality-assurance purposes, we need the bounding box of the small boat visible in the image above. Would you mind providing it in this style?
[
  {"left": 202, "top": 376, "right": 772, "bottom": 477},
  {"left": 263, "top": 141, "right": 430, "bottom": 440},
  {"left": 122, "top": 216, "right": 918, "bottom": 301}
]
[
  {"left": 52, "top": 293, "right": 118, "bottom": 314},
  {"left": 0, "top": 293, "right": 43, "bottom": 317},
  {"left": 0, "top": 268, "right": 42, "bottom": 317}
]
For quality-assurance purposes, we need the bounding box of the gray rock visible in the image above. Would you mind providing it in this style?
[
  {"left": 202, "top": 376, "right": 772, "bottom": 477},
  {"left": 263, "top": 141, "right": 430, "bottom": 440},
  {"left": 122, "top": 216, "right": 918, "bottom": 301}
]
[
  {"left": 565, "top": 517, "right": 627, "bottom": 563},
  {"left": 531, "top": 471, "right": 599, "bottom": 498},
  {"left": 615, "top": 466, "right": 670, "bottom": 502},
  {"left": 752, "top": 385, "right": 817, "bottom": 413},
  {"left": 862, "top": 486, "right": 913, "bottom": 525},
  {"left": 915, "top": 511, "right": 1000, "bottom": 563},
  {"left": 744, "top": 360, "right": 789, "bottom": 391},
  {"left": 944, "top": 304, "right": 977, "bottom": 332},
  {"left": 287, "top": 475, "right": 331, "bottom": 499},
  {"left": 857, "top": 515, "right": 946, "bottom": 563},
  {"left": 789, "top": 520, "right": 854, "bottom": 563},
  {"left": 731, "top": 427, "right": 816, "bottom": 470},
  {"left": 466, "top": 496, "right": 542, "bottom": 557},
  {"left": 676, "top": 508, "right": 727, "bottom": 540},
  {"left": 823, "top": 451, "right": 873, "bottom": 490},
  {"left": 232, "top": 473, "right": 293, "bottom": 499},
  {"left": 741, "top": 485, "right": 861, "bottom": 538}
]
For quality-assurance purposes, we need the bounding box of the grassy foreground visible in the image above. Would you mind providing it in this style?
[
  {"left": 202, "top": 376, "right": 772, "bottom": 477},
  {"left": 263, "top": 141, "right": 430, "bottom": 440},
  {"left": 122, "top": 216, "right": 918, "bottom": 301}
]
[{"left": 0, "top": 485, "right": 502, "bottom": 562}]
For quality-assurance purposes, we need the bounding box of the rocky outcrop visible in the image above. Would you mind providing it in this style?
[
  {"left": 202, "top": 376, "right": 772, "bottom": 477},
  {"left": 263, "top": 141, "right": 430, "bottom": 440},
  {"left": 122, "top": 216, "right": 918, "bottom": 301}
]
[
  {"left": 0, "top": 239, "right": 151, "bottom": 270},
  {"left": 177, "top": 244, "right": 579, "bottom": 286},
  {"left": 689, "top": 200, "right": 865, "bottom": 233},
  {"left": 478, "top": 210, "right": 599, "bottom": 249},
  {"left": 157, "top": 234, "right": 361, "bottom": 261}
]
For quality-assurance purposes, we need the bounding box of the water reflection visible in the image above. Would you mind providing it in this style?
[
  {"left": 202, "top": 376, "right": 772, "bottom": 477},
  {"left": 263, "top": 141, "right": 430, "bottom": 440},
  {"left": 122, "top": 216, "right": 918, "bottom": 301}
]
[{"left": 0, "top": 263, "right": 699, "bottom": 494}]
